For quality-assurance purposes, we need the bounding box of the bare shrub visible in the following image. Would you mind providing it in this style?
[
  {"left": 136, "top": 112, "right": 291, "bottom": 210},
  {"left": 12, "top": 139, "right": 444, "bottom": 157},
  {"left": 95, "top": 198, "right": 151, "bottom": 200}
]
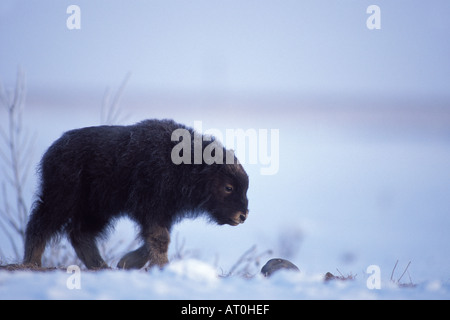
[
  {"left": 100, "top": 72, "right": 131, "bottom": 125},
  {"left": 220, "top": 245, "right": 272, "bottom": 278},
  {"left": 0, "top": 69, "right": 34, "bottom": 261},
  {"left": 390, "top": 260, "right": 416, "bottom": 288}
]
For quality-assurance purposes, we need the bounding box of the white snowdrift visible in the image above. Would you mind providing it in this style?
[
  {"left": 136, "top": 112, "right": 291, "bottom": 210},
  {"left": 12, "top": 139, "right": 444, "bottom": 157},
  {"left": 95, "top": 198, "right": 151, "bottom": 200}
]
[{"left": 0, "top": 259, "right": 449, "bottom": 300}]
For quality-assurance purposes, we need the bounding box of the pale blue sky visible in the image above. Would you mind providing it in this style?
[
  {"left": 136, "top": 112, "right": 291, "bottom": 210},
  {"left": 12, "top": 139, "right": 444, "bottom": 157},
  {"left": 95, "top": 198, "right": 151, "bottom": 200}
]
[{"left": 1, "top": 0, "right": 450, "bottom": 97}]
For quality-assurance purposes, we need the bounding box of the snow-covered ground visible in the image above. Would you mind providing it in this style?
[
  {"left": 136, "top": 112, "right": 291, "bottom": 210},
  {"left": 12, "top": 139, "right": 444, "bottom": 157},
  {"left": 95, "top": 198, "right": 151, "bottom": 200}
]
[
  {"left": 1, "top": 259, "right": 449, "bottom": 300},
  {"left": 1, "top": 92, "right": 450, "bottom": 300}
]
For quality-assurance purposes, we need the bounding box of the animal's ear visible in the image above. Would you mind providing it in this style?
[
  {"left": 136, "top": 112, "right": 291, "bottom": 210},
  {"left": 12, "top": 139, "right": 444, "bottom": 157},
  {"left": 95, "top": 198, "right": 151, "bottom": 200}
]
[
  {"left": 197, "top": 172, "right": 222, "bottom": 194},
  {"left": 210, "top": 173, "right": 224, "bottom": 189}
]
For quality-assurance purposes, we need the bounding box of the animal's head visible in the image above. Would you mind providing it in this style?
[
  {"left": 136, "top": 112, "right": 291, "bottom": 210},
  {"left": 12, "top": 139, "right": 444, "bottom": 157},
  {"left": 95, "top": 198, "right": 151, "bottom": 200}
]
[
  {"left": 199, "top": 155, "right": 249, "bottom": 226},
  {"left": 209, "top": 163, "right": 249, "bottom": 226}
]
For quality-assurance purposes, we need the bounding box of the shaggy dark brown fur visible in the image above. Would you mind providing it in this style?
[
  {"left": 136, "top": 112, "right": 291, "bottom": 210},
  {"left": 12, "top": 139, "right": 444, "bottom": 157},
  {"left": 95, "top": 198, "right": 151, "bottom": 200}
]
[{"left": 23, "top": 119, "right": 249, "bottom": 269}]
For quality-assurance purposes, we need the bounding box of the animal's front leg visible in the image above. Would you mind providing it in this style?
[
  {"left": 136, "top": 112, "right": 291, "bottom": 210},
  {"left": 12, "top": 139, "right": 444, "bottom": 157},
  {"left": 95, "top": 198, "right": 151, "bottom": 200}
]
[
  {"left": 146, "top": 226, "right": 170, "bottom": 268},
  {"left": 117, "top": 225, "right": 170, "bottom": 270},
  {"left": 117, "top": 245, "right": 149, "bottom": 269}
]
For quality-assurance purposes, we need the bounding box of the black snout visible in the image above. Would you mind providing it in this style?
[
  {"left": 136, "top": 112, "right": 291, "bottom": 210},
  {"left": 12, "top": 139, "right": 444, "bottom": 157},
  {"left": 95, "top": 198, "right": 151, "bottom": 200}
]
[{"left": 239, "top": 210, "right": 249, "bottom": 222}]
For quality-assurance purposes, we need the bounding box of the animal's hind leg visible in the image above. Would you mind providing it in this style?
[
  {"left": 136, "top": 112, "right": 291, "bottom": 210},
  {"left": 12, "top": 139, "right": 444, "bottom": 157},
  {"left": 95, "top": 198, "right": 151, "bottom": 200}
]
[
  {"left": 23, "top": 201, "right": 60, "bottom": 267},
  {"left": 69, "top": 232, "right": 108, "bottom": 269},
  {"left": 23, "top": 226, "right": 48, "bottom": 267}
]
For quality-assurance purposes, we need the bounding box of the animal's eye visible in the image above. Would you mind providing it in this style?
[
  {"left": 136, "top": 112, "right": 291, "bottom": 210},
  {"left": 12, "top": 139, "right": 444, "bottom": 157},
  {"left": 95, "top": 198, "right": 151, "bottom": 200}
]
[{"left": 225, "top": 185, "right": 233, "bottom": 193}]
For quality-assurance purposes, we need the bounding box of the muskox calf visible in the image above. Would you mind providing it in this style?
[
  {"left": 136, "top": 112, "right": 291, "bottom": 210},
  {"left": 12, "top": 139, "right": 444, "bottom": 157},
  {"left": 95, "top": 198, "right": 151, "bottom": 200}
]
[{"left": 23, "top": 119, "right": 249, "bottom": 269}]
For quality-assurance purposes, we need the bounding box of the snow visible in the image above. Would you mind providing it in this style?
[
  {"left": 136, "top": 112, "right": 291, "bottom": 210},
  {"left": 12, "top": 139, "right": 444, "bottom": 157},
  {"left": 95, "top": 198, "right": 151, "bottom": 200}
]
[
  {"left": 2, "top": 94, "right": 450, "bottom": 300},
  {"left": 1, "top": 95, "right": 450, "bottom": 300},
  {"left": 1, "top": 259, "right": 449, "bottom": 300}
]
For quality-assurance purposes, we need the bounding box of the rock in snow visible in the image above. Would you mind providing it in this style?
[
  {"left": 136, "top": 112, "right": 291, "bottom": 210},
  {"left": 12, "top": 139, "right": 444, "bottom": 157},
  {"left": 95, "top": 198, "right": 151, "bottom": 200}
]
[{"left": 1, "top": 259, "right": 449, "bottom": 300}]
